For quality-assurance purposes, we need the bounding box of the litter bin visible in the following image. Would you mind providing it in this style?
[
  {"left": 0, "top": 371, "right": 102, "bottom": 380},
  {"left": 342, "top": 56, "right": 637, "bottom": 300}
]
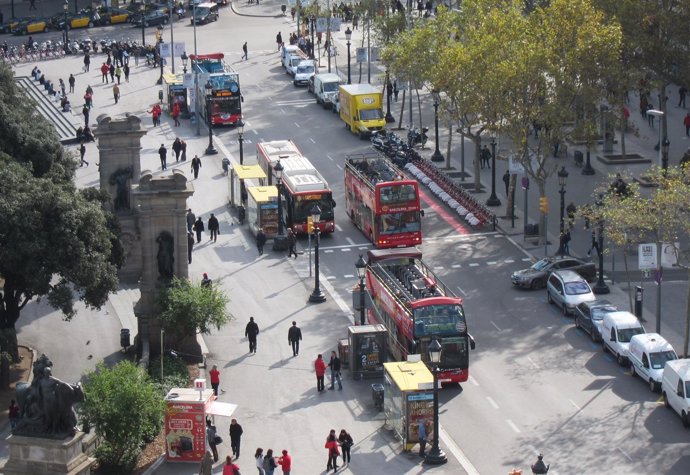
[
  {"left": 120, "top": 329, "right": 131, "bottom": 349},
  {"left": 524, "top": 223, "right": 539, "bottom": 236},
  {"left": 372, "top": 383, "right": 384, "bottom": 410}
]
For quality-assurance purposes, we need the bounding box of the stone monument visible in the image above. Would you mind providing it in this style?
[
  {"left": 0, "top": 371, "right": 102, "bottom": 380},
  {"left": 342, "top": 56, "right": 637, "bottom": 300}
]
[{"left": 3, "top": 354, "right": 95, "bottom": 475}]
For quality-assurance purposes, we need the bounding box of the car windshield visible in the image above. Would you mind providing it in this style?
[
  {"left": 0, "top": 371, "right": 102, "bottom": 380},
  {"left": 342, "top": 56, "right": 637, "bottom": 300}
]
[
  {"left": 649, "top": 351, "right": 676, "bottom": 369},
  {"left": 531, "top": 259, "right": 551, "bottom": 271},
  {"left": 617, "top": 327, "right": 644, "bottom": 343},
  {"left": 564, "top": 282, "right": 591, "bottom": 295},
  {"left": 296, "top": 65, "right": 314, "bottom": 74},
  {"left": 323, "top": 82, "right": 339, "bottom": 92},
  {"left": 591, "top": 305, "right": 617, "bottom": 321}
]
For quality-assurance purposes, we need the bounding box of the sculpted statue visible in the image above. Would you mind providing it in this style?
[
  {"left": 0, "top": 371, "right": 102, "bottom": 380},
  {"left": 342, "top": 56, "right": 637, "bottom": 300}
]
[
  {"left": 14, "top": 354, "right": 84, "bottom": 439},
  {"left": 109, "top": 167, "right": 133, "bottom": 211},
  {"left": 156, "top": 231, "right": 175, "bottom": 280}
]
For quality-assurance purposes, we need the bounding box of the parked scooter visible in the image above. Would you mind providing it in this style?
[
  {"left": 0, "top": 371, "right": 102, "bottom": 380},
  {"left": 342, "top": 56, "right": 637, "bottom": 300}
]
[{"left": 407, "top": 127, "right": 429, "bottom": 147}]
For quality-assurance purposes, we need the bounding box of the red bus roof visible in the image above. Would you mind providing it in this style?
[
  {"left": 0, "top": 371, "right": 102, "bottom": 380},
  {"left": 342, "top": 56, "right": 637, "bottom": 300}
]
[
  {"left": 409, "top": 296, "right": 463, "bottom": 308},
  {"left": 189, "top": 53, "right": 225, "bottom": 61}
]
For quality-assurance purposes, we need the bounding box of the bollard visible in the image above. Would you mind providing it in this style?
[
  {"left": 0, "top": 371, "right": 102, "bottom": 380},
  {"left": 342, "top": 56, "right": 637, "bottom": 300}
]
[{"left": 635, "top": 286, "right": 644, "bottom": 321}]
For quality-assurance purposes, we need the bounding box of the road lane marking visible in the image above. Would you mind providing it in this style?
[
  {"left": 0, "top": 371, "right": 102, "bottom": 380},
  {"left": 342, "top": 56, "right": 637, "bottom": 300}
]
[
  {"left": 358, "top": 246, "right": 369, "bottom": 250},
  {"left": 433, "top": 266, "right": 444, "bottom": 271},
  {"left": 346, "top": 237, "right": 355, "bottom": 245},
  {"left": 309, "top": 138, "right": 315, "bottom": 143},
  {"left": 451, "top": 264, "right": 461, "bottom": 268},
  {"left": 569, "top": 399, "right": 581, "bottom": 411},
  {"left": 320, "top": 243, "right": 371, "bottom": 250},
  {"left": 439, "top": 426, "right": 480, "bottom": 475},
  {"left": 617, "top": 447, "right": 633, "bottom": 462},
  {"left": 469, "top": 263, "right": 479, "bottom": 267},
  {"left": 486, "top": 397, "right": 499, "bottom": 409},
  {"left": 456, "top": 286, "right": 467, "bottom": 296},
  {"left": 469, "top": 376, "right": 479, "bottom": 386},
  {"left": 487, "top": 261, "right": 497, "bottom": 265},
  {"left": 327, "top": 154, "right": 334, "bottom": 161},
  {"left": 504, "top": 259, "right": 514, "bottom": 263},
  {"left": 340, "top": 248, "right": 352, "bottom": 252},
  {"left": 335, "top": 224, "right": 343, "bottom": 232},
  {"left": 324, "top": 250, "right": 334, "bottom": 253},
  {"left": 490, "top": 321, "right": 501, "bottom": 332},
  {"left": 343, "top": 274, "right": 354, "bottom": 279},
  {"left": 505, "top": 420, "right": 521, "bottom": 433},
  {"left": 294, "top": 122, "right": 301, "bottom": 128},
  {"left": 522, "top": 257, "right": 532, "bottom": 261},
  {"left": 526, "top": 356, "right": 539, "bottom": 369},
  {"left": 336, "top": 164, "right": 342, "bottom": 170}
]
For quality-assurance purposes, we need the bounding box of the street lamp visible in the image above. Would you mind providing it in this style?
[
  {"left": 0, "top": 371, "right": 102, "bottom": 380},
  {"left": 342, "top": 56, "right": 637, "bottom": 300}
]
[
  {"left": 140, "top": 3, "right": 146, "bottom": 47},
  {"left": 272, "top": 160, "right": 288, "bottom": 251},
  {"left": 181, "top": 51, "right": 188, "bottom": 74},
  {"left": 424, "top": 339, "right": 447, "bottom": 465},
  {"left": 431, "top": 91, "right": 444, "bottom": 162},
  {"left": 647, "top": 109, "right": 664, "bottom": 168},
  {"left": 355, "top": 254, "right": 366, "bottom": 325},
  {"left": 385, "top": 71, "right": 395, "bottom": 123},
  {"left": 592, "top": 195, "right": 610, "bottom": 295},
  {"left": 662, "top": 137, "right": 670, "bottom": 171},
  {"left": 308, "top": 205, "right": 327, "bottom": 303},
  {"left": 310, "top": 16, "right": 316, "bottom": 60},
  {"left": 156, "top": 25, "right": 165, "bottom": 85},
  {"left": 193, "top": 0, "right": 200, "bottom": 137},
  {"left": 485, "top": 137, "right": 501, "bottom": 207},
  {"left": 555, "top": 166, "right": 569, "bottom": 256},
  {"left": 204, "top": 80, "right": 217, "bottom": 155},
  {"left": 238, "top": 123, "right": 245, "bottom": 165},
  {"left": 62, "top": 1, "right": 69, "bottom": 54},
  {"left": 531, "top": 453, "right": 550, "bottom": 474},
  {"left": 345, "top": 26, "right": 352, "bottom": 85}
]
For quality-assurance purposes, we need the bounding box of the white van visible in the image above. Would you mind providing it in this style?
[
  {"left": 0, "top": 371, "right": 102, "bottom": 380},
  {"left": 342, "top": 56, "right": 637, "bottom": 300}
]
[
  {"left": 281, "top": 45, "right": 300, "bottom": 69},
  {"left": 628, "top": 333, "right": 677, "bottom": 392},
  {"left": 601, "top": 311, "right": 645, "bottom": 366},
  {"left": 293, "top": 60, "right": 316, "bottom": 86},
  {"left": 662, "top": 359, "right": 690, "bottom": 427},
  {"left": 311, "top": 73, "right": 341, "bottom": 108}
]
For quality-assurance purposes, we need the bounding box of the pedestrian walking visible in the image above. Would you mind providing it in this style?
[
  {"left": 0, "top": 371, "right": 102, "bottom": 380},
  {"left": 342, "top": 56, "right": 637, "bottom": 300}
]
[
  {"left": 502, "top": 170, "right": 510, "bottom": 196},
  {"left": 194, "top": 217, "right": 205, "bottom": 243},
  {"left": 286, "top": 228, "right": 298, "bottom": 258},
  {"left": 559, "top": 229, "right": 571, "bottom": 255},
  {"left": 115, "top": 65, "right": 122, "bottom": 84},
  {"left": 328, "top": 350, "right": 342, "bottom": 390},
  {"left": 277, "top": 450, "right": 291, "bottom": 475},
  {"left": 208, "top": 213, "right": 220, "bottom": 242},
  {"left": 679, "top": 87, "right": 687, "bottom": 108},
  {"left": 158, "top": 143, "right": 168, "bottom": 170},
  {"left": 191, "top": 155, "right": 202, "bottom": 179},
  {"left": 112, "top": 84, "right": 120, "bottom": 104},
  {"left": 148, "top": 104, "right": 161, "bottom": 126},
  {"left": 325, "top": 429, "right": 340, "bottom": 472},
  {"left": 255, "top": 448, "right": 266, "bottom": 475},
  {"left": 172, "top": 102, "right": 181, "bottom": 126},
  {"left": 187, "top": 232, "right": 194, "bottom": 264},
  {"left": 201, "top": 272, "right": 212, "bottom": 288},
  {"left": 100, "top": 63, "right": 108, "bottom": 83},
  {"left": 187, "top": 208, "right": 196, "bottom": 233},
  {"left": 338, "top": 429, "right": 353, "bottom": 464},
  {"left": 199, "top": 450, "right": 213, "bottom": 475},
  {"left": 209, "top": 364, "right": 220, "bottom": 396},
  {"left": 83, "top": 53, "right": 90, "bottom": 72},
  {"left": 229, "top": 419, "right": 243, "bottom": 459},
  {"left": 417, "top": 418, "right": 427, "bottom": 457},
  {"left": 245, "top": 317, "right": 259, "bottom": 353},
  {"left": 276, "top": 31, "right": 283, "bottom": 50},
  {"left": 684, "top": 113, "right": 690, "bottom": 137},
  {"left": 172, "top": 137, "right": 183, "bottom": 162},
  {"left": 314, "top": 354, "right": 327, "bottom": 392},
  {"left": 59, "top": 78, "right": 66, "bottom": 96},
  {"left": 68, "top": 73, "right": 75, "bottom": 93},
  {"left": 206, "top": 418, "right": 219, "bottom": 462},
  {"left": 256, "top": 227, "right": 267, "bottom": 255},
  {"left": 109, "top": 63, "right": 115, "bottom": 83},
  {"left": 181, "top": 140, "right": 188, "bottom": 161},
  {"left": 123, "top": 63, "right": 130, "bottom": 82},
  {"left": 242, "top": 42, "right": 248, "bottom": 60},
  {"left": 82, "top": 104, "right": 89, "bottom": 127},
  {"left": 393, "top": 80, "right": 399, "bottom": 102},
  {"left": 223, "top": 456, "right": 241, "bottom": 475},
  {"left": 263, "top": 449, "right": 277, "bottom": 475},
  {"left": 587, "top": 229, "right": 600, "bottom": 257},
  {"left": 79, "top": 142, "right": 88, "bottom": 167},
  {"left": 288, "top": 321, "right": 302, "bottom": 356},
  {"left": 8, "top": 400, "right": 19, "bottom": 429},
  {"left": 480, "top": 145, "right": 491, "bottom": 169}
]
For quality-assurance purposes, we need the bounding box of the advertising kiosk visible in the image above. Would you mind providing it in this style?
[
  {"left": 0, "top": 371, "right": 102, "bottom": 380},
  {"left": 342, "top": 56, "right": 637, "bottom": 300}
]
[
  {"left": 229, "top": 164, "right": 266, "bottom": 207},
  {"left": 382, "top": 359, "right": 434, "bottom": 452},
  {"left": 246, "top": 186, "right": 279, "bottom": 238},
  {"left": 162, "top": 73, "right": 190, "bottom": 119},
  {"left": 164, "top": 382, "right": 237, "bottom": 463},
  {"left": 348, "top": 324, "right": 387, "bottom": 379}
]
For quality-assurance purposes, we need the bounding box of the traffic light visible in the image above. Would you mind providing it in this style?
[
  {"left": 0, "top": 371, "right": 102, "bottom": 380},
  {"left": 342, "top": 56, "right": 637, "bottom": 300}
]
[
  {"left": 307, "top": 216, "right": 314, "bottom": 234},
  {"left": 539, "top": 196, "right": 549, "bottom": 214}
]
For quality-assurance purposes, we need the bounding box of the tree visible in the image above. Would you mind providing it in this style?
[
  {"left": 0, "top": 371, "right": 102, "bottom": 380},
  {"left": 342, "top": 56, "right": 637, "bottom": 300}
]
[
  {"left": 158, "top": 277, "right": 232, "bottom": 344},
  {"left": 80, "top": 361, "right": 165, "bottom": 473}
]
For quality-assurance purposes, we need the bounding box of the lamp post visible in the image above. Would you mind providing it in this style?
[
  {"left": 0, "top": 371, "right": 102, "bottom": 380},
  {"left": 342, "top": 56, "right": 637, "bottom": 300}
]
[
  {"left": 309, "top": 205, "right": 327, "bottom": 303},
  {"left": 424, "top": 339, "right": 447, "bottom": 465},
  {"left": 140, "top": 3, "right": 146, "bottom": 46},
  {"left": 355, "top": 254, "right": 366, "bottom": 325},
  {"left": 385, "top": 71, "right": 395, "bottom": 123},
  {"left": 181, "top": 51, "right": 188, "bottom": 74},
  {"left": 592, "top": 195, "right": 610, "bottom": 295},
  {"left": 273, "top": 160, "right": 288, "bottom": 251},
  {"left": 238, "top": 124, "right": 245, "bottom": 165},
  {"left": 193, "top": 0, "right": 200, "bottom": 136},
  {"left": 310, "top": 16, "right": 316, "bottom": 60},
  {"left": 485, "top": 137, "right": 501, "bottom": 206},
  {"left": 63, "top": 1, "right": 69, "bottom": 54},
  {"left": 204, "top": 80, "right": 217, "bottom": 155},
  {"left": 156, "top": 25, "right": 164, "bottom": 85},
  {"left": 555, "top": 166, "right": 569, "bottom": 256},
  {"left": 662, "top": 136, "right": 670, "bottom": 171},
  {"left": 431, "top": 91, "right": 444, "bottom": 162},
  {"left": 345, "top": 26, "right": 352, "bottom": 85},
  {"left": 168, "top": 0, "right": 175, "bottom": 73}
]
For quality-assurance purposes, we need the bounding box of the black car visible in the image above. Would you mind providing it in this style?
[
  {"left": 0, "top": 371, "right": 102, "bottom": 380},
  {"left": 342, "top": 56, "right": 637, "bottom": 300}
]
[
  {"left": 131, "top": 10, "right": 169, "bottom": 27},
  {"left": 510, "top": 256, "right": 597, "bottom": 289},
  {"left": 574, "top": 299, "right": 618, "bottom": 342}
]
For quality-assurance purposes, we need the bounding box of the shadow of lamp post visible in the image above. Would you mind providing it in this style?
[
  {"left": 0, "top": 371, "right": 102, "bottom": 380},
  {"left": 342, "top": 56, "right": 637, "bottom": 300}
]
[{"left": 308, "top": 205, "right": 326, "bottom": 303}]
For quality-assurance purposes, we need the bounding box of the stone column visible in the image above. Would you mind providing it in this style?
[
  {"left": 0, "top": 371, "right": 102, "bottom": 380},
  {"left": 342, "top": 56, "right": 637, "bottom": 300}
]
[
  {"left": 94, "top": 114, "right": 148, "bottom": 284},
  {"left": 133, "top": 170, "right": 194, "bottom": 353}
]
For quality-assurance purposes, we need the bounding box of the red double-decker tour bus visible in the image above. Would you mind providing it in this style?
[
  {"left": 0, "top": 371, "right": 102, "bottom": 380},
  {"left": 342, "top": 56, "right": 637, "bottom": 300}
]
[
  {"left": 256, "top": 140, "right": 335, "bottom": 234},
  {"left": 345, "top": 154, "right": 422, "bottom": 248},
  {"left": 364, "top": 248, "right": 475, "bottom": 384},
  {"left": 191, "top": 53, "right": 242, "bottom": 126}
]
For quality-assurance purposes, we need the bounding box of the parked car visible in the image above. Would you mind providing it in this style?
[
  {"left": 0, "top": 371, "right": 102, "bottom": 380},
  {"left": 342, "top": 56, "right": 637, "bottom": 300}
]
[
  {"left": 131, "top": 10, "right": 169, "bottom": 27},
  {"left": 12, "top": 17, "right": 50, "bottom": 35},
  {"left": 662, "top": 359, "right": 690, "bottom": 427},
  {"left": 1, "top": 17, "right": 29, "bottom": 34},
  {"left": 546, "top": 270, "right": 596, "bottom": 316},
  {"left": 191, "top": 2, "right": 218, "bottom": 24},
  {"left": 628, "top": 333, "right": 677, "bottom": 392},
  {"left": 293, "top": 60, "right": 316, "bottom": 86},
  {"left": 62, "top": 12, "right": 96, "bottom": 30},
  {"left": 511, "top": 256, "right": 597, "bottom": 290},
  {"left": 574, "top": 299, "right": 618, "bottom": 342},
  {"left": 94, "top": 7, "right": 131, "bottom": 25}
]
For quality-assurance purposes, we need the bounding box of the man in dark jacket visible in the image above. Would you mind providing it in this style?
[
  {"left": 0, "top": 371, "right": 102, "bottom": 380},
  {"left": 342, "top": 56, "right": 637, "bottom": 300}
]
[
  {"left": 172, "top": 137, "right": 183, "bottom": 162},
  {"left": 286, "top": 228, "right": 298, "bottom": 258},
  {"left": 328, "top": 350, "right": 342, "bottom": 390},
  {"left": 207, "top": 213, "right": 219, "bottom": 242},
  {"left": 256, "top": 228, "right": 266, "bottom": 255},
  {"left": 158, "top": 144, "right": 167, "bottom": 170},
  {"left": 187, "top": 232, "right": 194, "bottom": 264},
  {"left": 193, "top": 216, "right": 205, "bottom": 243},
  {"left": 229, "top": 419, "right": 243, "bottom": 459},
  {"left": 191, "top": 155, "right": 202, "bottom": 179},
  {"left": 245, "top": 317, "right": 259, "bottom": 353},
  {"left": 288, "top": 321, "right": 302, "bottom": 356}
]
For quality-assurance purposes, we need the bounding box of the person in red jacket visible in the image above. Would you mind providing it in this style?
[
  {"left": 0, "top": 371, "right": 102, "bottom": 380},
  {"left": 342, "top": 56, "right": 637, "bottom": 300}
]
[
  {"left": 100, "top": 62, "right": 109, "bottom": 83},
  {"left": 209, "top": 364, "right": 220, "bottom": 396},
  {"left": 314, "top": 354, "right": 326, "bottom": 392},
  {"left": 324, "top": 429, "right": 340, "bottom": 472},
  {"left": 277, "top": 449, "right": 292, "bottom": 475}
]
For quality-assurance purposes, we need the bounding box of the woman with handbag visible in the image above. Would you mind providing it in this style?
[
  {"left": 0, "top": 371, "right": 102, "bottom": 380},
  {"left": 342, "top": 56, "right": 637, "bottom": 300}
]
[
  {"left": 325, "top": 430, "right": 340, "bottom": 472},
  {"left": 206, "top": 418, "right": 220, "bottom": 462},
  {"left": 338, "top": 429, "right": 354, "bottom": 464}
]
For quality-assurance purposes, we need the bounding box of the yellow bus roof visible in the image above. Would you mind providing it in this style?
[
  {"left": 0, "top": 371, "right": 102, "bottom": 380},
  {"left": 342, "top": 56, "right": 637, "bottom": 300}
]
[
  {"left": 247, "top": 186, "right": 277, "bottom": 202},
  {"left": 383, "top": 360, "right": 433, "bottom": 392},
  {"left": 163, "top": 73, "right": 184, "bottom": 84},
  {"left": 233, "top": 164, "right": 267, "bottom": 180}
]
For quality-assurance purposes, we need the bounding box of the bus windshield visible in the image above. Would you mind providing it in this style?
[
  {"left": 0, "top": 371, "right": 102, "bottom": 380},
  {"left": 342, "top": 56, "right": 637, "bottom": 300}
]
[
  {"left": 413, "top": 305, "right": 466, "bottom": 338},
  {"left": 378, "top": 212, "right": 421, "bottom": 235},
  {"left": 212, "top": 97, "right": 241, "bottom": 114},
  {"left": 293, "top": 196, "right": 334, "bottom": 222}
]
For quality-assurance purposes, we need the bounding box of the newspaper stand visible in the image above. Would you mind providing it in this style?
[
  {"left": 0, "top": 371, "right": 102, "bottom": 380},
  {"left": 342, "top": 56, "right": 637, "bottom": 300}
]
[
  {"left": 348, "top": 324, "right": 387, "bottom": 379},
  {"left": 382, "top": 359, "right": 434, "bottom": 452},
  {"left": 162, "top": 73, "right": 190, "bottom": 118},
  {"left": 246, "top": 186, "right": 279, "bottom": 238},
  {"left": 229, "top": 163, "right": 266, "bottom": 207}
]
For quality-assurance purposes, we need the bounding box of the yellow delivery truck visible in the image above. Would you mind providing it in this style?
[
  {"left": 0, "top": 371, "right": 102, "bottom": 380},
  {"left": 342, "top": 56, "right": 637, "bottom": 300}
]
[{"left": 339, "top": 84, "right": 386, "bottom": 139}]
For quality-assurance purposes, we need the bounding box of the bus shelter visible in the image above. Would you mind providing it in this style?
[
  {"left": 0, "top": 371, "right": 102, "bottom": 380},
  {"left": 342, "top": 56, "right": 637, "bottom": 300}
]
[
  {"left": 246, "top": 186, "right": 279, "bottom": 238},
  {"left": 348, "top": 324, "right": 387, "bottom": 379},
  {"left": 162, "top": 73, "right": 190, "bottom": 119},
  {"left": 382, "top": 360, "right": 434, "bottom": 452},
  {"left": 229, "top": 164, "right": 266, "bottom": 207}
]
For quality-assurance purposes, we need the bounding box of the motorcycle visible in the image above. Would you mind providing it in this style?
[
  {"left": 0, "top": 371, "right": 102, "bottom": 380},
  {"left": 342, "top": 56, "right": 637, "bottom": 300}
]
[{"left": 407, "top": 127, "right": 429, "bottom": 147}]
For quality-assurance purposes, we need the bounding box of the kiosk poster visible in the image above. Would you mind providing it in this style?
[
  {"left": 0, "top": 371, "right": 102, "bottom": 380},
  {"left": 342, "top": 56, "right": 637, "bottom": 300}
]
[
  {"left": 406, "top": 392, "right": 433, "bottom": 444},
  {"left": 359, "top": 334, "right": 383, "bottom": 372},
  {"left": 165, "top": 400, "right": 206, "bottom": 462}
]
